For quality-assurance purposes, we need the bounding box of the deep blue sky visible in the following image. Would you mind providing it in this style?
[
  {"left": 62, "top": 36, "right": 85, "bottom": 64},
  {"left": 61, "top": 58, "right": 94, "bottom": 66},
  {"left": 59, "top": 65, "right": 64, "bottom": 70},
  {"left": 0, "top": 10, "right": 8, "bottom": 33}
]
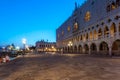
[{"left": 0, "top": 0, "right": 85, "bottom": 47}]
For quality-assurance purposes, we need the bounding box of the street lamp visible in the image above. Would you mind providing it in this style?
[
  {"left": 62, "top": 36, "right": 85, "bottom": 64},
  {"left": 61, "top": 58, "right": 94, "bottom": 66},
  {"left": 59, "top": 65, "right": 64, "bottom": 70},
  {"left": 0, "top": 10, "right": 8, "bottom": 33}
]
[
  {"left": 68, "top": 41, "right": 73, "bottom": 46},
  {"left": 68, "top": 41, "right": 73, "bottom": 53},
  {"left": 22, "top": 38, "right": 27, "bottom": 55}
]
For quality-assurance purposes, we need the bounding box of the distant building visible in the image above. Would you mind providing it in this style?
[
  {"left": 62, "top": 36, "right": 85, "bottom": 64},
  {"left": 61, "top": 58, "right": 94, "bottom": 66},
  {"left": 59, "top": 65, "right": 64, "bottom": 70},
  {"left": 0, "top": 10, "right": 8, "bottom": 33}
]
[
  {"left": 56, "top": 0, "right": 120, "bottom": 56},
  {"left": 35, "top": 40, "right": 56, "bottom": 52}
]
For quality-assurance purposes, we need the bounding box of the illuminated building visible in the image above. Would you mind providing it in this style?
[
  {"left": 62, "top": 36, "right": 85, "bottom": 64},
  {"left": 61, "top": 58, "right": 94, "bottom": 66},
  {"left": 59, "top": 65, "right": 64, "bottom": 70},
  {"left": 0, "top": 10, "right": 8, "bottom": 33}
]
[
  {"left": 36, "top": 40, "right": 56, "bottom": 52},
  {"left": 56, "top": 0, "right": 120, "bottom": 55}
]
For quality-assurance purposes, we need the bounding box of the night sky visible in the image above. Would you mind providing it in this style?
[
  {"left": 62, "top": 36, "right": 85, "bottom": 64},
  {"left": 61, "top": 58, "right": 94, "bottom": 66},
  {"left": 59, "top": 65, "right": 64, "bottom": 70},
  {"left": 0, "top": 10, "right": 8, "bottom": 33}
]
[{"left": 0, "top": 0, "right": 85, "bottom": 47}]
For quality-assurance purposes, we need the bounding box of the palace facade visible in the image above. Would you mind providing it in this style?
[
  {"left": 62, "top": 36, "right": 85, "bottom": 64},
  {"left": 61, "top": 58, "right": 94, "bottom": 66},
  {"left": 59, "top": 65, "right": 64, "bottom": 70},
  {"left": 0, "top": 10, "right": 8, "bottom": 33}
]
[
  {"left": 56, "top": 0, "right": 120, "bottom": 55},
  {"left": 36, "top": 40, "right": 56, "bottom": 52}
]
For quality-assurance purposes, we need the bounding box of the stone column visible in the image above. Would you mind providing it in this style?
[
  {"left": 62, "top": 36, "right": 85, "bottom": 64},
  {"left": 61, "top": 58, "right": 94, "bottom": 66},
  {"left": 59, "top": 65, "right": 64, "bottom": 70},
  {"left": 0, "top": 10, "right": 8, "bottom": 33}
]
[
  {"left": 102, "top": 27, "right": 104, "bottom": 39},
  {"left": 88, "top": 43, "right": 91, "bottom": 55},
  {"left": 97, "top": 46, "right": 99, "bottom": 54},
  {"left": 109, "top": 47, "right": 112, "bottom": 56},
  {"left": 108, "top": 42, "right": 112, "bottom": 56},
  {"left": 83, "top": 48, "right": 85, "bottom": 53}
]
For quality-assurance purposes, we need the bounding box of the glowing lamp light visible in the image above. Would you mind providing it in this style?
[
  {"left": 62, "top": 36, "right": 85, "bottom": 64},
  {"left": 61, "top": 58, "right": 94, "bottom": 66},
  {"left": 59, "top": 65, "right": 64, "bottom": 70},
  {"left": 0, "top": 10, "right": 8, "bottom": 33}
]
[
  {"left": 22, "top": 38, "right": 27, "bottom": 44},
  {"left": 52, "top": 46, "right": 54, "bottom": 49},
  {"left": 16, "top": 46, "right": 20, "bottom": 50},
  {"left": 68, "top": 41, "right": 73, "bottom": 46}
]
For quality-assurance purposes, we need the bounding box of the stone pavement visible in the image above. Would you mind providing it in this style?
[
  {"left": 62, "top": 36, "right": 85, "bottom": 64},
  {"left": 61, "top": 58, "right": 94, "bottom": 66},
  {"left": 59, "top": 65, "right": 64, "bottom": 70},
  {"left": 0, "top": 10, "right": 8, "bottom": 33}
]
[{"left": 0, "top": 53, "right": 120, "bottom": 80}]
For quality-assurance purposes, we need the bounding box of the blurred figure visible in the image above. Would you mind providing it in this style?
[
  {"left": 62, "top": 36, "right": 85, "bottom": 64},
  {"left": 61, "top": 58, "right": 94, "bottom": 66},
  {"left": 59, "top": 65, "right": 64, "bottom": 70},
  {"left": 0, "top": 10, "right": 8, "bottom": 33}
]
[
  {"left": 2, "top": 55, "right": 6, "bottom": 63},
  {"left": 5, "top": 54, "right": 10, "bottom": 62}
]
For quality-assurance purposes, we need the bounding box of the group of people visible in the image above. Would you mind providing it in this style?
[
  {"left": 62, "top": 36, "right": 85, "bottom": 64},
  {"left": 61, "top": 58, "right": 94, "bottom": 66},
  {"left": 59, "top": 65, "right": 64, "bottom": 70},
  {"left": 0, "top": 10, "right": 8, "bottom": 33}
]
[{"left": 0, "top": 54, "right": 10, "bottom": 63}]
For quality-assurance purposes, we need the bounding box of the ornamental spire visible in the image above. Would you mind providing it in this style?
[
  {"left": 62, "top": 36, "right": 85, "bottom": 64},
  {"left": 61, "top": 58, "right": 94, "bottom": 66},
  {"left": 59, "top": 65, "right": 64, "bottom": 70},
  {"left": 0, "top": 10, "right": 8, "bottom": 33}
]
[{"left": 75, "top": 2, "right": 78, "bottom": 10}]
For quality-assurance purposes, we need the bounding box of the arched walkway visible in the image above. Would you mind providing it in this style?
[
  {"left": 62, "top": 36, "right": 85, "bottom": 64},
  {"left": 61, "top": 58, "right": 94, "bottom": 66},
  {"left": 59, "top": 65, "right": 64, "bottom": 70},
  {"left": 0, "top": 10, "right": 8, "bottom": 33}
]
[
  {"left": 64, "top": 47, "right": 67, "bottom": 53},
  {"left": 70, "top": 46, "right": 73, "bottom": 53},
  {"left": 99, "top": 41, "right": 109, "bottom": 55},
  {"left": 112, "top": 39, "right": 120, "bottom": 55},
  {"left": 90, "top": 43, "right": 97, "bottom": 54},
  {"left": 78, "top": 45, "right": 82, "bottom": 53},
  {"left": 74, "top": 45, "right": 77, "bottom": 53},
  {"left": 84, "top": 44, "right": 89, "bottom": 54}
]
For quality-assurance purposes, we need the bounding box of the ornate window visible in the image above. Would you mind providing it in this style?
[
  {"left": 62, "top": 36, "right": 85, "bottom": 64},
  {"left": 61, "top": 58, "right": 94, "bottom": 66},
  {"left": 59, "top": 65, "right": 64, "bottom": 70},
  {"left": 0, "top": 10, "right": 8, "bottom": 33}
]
[
  {"left": 111, "top": 2, "right": 116, "bottom": 10},
  {"left": 84, "top": 11, "right": 91, "bottom": 21},
  {"left": 67, "top": 26, "right": 71, "bottom": 32},
  {"left": 74, "top": 22, "right": 78, "bottom": 30}
]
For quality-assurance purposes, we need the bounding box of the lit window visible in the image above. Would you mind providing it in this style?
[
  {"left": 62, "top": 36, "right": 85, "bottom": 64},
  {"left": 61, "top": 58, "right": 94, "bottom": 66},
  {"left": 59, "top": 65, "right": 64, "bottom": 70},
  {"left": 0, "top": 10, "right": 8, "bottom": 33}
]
[
  {"left": 67, "top": 26, "right": 71, "bottom": 32},
  {"left": 111, "top": 2, "right": 116, "bottom": 10},
  {"left": 74, "top": 22, "right": 78, "bottom": 30},
  {"left": 85, "top": 11, "right": 91, "bottom": 21}
]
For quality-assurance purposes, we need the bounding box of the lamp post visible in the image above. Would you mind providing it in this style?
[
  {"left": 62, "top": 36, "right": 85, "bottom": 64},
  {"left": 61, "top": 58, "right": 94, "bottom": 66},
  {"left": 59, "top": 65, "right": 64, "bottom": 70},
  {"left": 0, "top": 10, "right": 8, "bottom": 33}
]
[
  {"left": 22, "top": 38, "right": 27, "bottom": 55},
  {"left": 68, "top": 41, "right": 73, "bottom": 53}
]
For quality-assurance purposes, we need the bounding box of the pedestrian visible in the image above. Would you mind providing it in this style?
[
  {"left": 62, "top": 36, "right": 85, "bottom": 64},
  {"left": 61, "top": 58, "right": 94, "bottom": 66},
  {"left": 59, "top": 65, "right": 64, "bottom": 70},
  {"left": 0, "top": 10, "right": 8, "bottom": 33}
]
[
  {"left": 2, "top": 56, "right": 6, "bottom": 63},
  {"left": 5, "top": 54, "right": 10, "bottom": 62}
]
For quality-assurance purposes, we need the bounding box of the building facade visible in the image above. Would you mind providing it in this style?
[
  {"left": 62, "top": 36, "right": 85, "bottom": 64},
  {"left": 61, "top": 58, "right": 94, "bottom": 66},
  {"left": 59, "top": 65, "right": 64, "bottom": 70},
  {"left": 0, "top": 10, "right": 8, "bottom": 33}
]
[
  {"left": 36, "top": 40, "right": 56, "bottom": 52},
  {"left": 56, "top": 0, "right": 120, "bottom": 55}
]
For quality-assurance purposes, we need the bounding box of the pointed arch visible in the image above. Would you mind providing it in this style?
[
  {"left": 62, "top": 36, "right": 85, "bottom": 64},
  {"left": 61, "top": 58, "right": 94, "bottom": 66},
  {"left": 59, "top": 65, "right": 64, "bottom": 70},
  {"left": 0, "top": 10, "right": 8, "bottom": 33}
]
[
  {"left": 90, "top": 31, "right": 93, "bottom": 40},
  {"left": 104, "top": 26, "right": 109, "bottom": 35},
  {"left": 93, "top": 30, "right": 97, "bottom": 39},
  {"left": 90, "top": 43, "right": 97, "bottom": 51},
  {"left": 78, "top": 45, "right": 82, "bottom": 53},
  {"left": 74, "top": 45, "right": 77, "bottom": 53},
  {"left": 90, "top": 43, "right": 97, "bottom": 54},
  {"left": 84, "top": 44, "right": 89, "bottom": 54},
  {"left": 104, "top": 26, "right": 109, "bottom": 37},
  {"left": 98, "top": 28, "right": 102, "bottom": 39},
  {"left": 99, "top": 41, "right": 109, "bottom": 55},
  {"left": 112, "top": 39, "right": 120, "bottom": 55},
  {"left": 110, "top": 23, "right": 116, "bottom": 37},
  {"left": 99, "top": 41, "right": 109, "bottom": 51}
]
